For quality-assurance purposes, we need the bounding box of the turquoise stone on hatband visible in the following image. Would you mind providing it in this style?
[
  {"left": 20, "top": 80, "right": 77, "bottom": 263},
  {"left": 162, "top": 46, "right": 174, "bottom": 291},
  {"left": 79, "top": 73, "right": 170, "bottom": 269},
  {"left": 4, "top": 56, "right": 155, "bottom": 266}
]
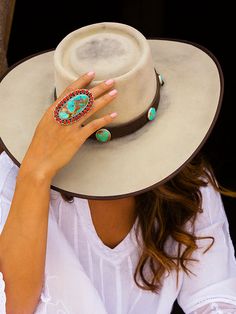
[
  {"left": 147, "top": 107, "right": 156, "bottom": 121},
  {"left": 96, "top": 129, "right": 112, "bottom": 142},
  {"left": 59, "top": 94, "right": 89, "bottom": 120}
]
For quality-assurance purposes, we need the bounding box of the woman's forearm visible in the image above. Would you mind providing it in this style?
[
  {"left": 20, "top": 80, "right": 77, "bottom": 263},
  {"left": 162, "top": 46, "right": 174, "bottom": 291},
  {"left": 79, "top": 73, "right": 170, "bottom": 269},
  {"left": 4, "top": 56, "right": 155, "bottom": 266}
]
[
  {"left": 0, "top": 170, "right": 52, "bottom": 314},
  {"left": 0, "top": 72, "right": 118, "bottom": 314}
]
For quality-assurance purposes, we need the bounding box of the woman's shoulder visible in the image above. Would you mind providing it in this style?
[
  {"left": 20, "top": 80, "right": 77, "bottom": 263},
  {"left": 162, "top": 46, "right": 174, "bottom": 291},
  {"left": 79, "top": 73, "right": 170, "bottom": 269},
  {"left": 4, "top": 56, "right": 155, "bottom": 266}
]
[
  {"left": 189, "top": 181, "right": 227, "bottom": 234},
  {"left": 201, "top": 181, "right": 225, "bottom": 218}
]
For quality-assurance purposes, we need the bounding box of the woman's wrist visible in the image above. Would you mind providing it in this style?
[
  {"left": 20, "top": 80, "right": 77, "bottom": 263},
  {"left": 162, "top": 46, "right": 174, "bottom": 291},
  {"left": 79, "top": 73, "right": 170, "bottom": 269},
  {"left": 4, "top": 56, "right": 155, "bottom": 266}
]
[
  {"left": 17, "top": 164, "right": 53, "bottom": 187},
  {"left": 16, "top": 152, "right": 56, "bottom": 184}
]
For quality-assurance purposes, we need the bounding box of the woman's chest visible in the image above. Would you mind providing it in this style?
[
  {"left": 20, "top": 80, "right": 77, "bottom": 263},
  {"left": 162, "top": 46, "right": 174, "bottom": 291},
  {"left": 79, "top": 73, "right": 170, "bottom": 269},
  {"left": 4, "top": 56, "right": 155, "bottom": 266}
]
[{"left": 48, "top": 195, "right": 181, "bottom": 313}]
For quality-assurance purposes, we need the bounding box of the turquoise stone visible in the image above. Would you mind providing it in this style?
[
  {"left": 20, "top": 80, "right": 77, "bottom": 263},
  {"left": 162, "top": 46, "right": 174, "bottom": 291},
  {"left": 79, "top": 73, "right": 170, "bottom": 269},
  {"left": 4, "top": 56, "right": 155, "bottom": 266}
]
[
  {"left": 147, "top": 107, "right": 156, "bottom": 121},
  {"left": 96, "top": 129, "right": 111, "bottom": 142},
  {"left": 59, "top": 111, "right": 69, "bottom": 119},
  {"left": 58, "top": 94, "right": 89, "bottom": 120},
  {"left": 67, "top": 100, "right": 76, "bottom": 113},
  {"left": 67, "top": 94, "right": 89, "bottom": 114},
  {"left": 66, "top": 94, "right": 89, "bottom": 114}
]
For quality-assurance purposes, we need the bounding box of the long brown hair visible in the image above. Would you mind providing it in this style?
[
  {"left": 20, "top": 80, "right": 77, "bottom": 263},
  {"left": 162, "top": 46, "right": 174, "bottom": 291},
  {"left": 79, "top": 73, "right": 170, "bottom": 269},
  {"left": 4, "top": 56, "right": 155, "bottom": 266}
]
[{"left": 51, "top": 152, "right": 236, "bottom": 293}]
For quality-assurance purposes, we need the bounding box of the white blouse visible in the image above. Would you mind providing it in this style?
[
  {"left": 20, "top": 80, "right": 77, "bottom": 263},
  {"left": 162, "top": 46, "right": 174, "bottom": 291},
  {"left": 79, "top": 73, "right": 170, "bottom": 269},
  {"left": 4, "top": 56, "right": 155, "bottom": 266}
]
[{"left": 0, "top": 150, "right": 236, "bottom": 314}]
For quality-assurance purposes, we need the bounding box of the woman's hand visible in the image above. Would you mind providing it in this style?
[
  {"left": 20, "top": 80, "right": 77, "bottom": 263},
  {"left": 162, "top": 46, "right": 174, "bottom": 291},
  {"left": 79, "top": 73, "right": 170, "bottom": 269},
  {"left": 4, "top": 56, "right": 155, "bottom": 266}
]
[{"left": 17, "top": 71, "right": 118, "bottom": 182}]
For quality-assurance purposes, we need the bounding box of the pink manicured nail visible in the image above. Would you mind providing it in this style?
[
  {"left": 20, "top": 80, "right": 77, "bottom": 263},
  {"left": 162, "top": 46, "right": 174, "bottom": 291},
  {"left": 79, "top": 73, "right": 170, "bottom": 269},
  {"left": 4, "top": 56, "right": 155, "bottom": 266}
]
[
  {"left": 110, "top": 112, "right": 118, "bottom": 118},
  {"left": 109, "top": 89, "right": 118, "bottom": 96},
  {"left": 87, "top": 71, "right": 95, "bottom": 77},
  {"left": 105, "top": 79, "right": 114, "bottom": 85}
]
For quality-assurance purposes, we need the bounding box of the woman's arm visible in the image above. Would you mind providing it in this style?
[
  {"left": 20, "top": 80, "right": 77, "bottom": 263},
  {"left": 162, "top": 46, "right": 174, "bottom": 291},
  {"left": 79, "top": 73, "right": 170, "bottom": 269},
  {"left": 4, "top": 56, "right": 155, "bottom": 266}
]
[
  {"left": 0, "top": 72, "right": 118, "bottom": 313},
  {"left": 0, "top": 170, "right": 52, "bottom": 313}
]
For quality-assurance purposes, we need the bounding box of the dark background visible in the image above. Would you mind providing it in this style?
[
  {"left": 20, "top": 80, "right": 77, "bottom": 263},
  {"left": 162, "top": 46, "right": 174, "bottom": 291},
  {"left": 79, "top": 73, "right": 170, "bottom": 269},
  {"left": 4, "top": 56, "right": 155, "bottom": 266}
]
[{"left": 6, "top": 1, "right": 236, "bottom": 313}]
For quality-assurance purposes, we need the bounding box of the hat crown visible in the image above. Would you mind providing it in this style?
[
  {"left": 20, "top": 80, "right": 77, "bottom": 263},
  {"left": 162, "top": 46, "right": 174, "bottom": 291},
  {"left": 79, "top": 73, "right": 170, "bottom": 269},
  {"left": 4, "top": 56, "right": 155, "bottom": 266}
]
[
  {"left": 54, "top": 22, "right": 157, "bottom": 125},
  {"left": 64, "top": 31, "right": 140, "bottom": 79}
]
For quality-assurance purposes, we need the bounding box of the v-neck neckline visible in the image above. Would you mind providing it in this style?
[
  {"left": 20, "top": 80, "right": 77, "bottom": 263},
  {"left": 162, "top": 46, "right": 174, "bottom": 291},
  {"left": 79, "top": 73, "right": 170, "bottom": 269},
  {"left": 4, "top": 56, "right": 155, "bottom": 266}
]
[{"left": 75, "top": 197, "right": 140, "bottom": 255}]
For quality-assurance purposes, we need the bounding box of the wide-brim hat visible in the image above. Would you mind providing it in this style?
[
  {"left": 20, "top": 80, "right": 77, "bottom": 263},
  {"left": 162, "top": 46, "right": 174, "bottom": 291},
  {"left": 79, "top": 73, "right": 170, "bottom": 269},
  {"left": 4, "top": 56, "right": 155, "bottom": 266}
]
[{"left": 0, "top": 22, "right": 223, "bottom": 199}]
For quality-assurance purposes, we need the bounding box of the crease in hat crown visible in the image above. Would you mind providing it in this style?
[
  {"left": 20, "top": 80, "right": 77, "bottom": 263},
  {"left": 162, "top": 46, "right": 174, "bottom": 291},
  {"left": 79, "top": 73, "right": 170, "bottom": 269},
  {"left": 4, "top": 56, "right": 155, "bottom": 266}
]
[{"left": 54, "top": 22, "right": 158, "bottom": 126}]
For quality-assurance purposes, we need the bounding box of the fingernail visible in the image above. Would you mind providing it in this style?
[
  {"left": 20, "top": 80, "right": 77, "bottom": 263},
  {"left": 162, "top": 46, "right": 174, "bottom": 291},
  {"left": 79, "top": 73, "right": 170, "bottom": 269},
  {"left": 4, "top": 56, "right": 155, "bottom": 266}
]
[
  {"left": 109, "top": 89, "right": 118, "bottom": 96},
  {"left": 87, "top": 71, "right": 95, "bottom": 77},
  {"left": 105, "top": 79, "right": 114, "bottom": 85},
  {"left": 110, "top": 112, "right": 118, "bottom": 118}
]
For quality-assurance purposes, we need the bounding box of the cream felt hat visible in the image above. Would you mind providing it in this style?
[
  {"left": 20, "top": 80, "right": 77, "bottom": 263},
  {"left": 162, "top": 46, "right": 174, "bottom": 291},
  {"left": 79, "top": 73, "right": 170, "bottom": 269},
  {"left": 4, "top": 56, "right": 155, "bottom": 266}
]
[{"left": 0, "top": 22, "right": 223, "bottom": 199}]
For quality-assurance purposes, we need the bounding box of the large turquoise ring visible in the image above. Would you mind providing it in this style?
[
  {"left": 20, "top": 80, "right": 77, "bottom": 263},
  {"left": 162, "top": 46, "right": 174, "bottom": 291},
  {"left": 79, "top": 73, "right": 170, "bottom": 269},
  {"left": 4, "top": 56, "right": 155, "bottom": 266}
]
[{"left": 53, "top": 89, "right": 94, "bottom": 125}]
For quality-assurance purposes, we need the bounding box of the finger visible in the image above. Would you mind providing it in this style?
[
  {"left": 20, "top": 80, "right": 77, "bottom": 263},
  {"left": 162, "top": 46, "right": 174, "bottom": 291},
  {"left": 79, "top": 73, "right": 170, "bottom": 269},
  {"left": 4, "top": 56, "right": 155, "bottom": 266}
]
[
  {"left": 89, "top": 79, "right": 115, "bottom": 98},
  {"left": 54, "top": 71, "right": 96, "bottom": 103},
  {"left": 71, "top": 89, "right": 118, "bottom": 128},
  {"left": 79, "top": 111, "right": 118, "bottom": 141}
]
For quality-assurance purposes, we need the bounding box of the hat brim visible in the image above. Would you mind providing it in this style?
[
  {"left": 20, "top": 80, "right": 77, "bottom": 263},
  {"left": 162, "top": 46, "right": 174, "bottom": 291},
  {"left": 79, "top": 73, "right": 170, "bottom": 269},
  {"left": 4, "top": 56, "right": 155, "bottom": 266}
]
[{"left": 0, "top": 38, "right": 223, "bottom": 199}]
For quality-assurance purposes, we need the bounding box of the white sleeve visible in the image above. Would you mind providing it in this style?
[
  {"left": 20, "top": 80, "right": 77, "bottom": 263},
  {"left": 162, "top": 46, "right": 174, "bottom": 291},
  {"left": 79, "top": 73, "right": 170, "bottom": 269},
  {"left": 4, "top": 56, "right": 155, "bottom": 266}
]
[
  {"left": 177, "top": 182, "right": 236, "bottom": 313},
  {"left": 0, "top": 151, "right": 18, "bottom": 314},
  {"left": 0, "top": 273, "right": 6, "bottom": 314},
  {"left": 0, "top": 151, "right": 18, "bottom": 233},
  {"left": 189, "top": 301, "right": 236, "bottom": 313}
]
